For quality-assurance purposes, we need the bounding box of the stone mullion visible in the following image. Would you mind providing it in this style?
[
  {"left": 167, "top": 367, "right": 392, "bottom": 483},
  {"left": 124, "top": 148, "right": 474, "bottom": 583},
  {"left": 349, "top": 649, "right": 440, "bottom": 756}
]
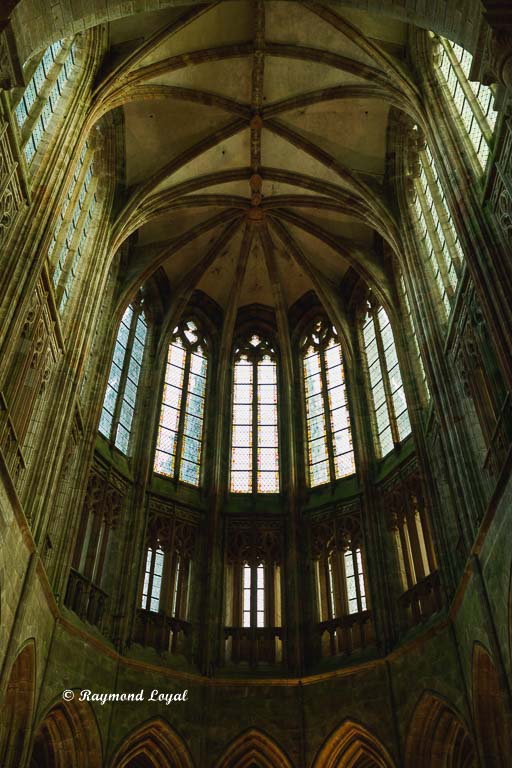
[
  {"left": 172, "top": 343, "right": 191, "bottom": 484},
  {"left": 352, "top": 548, "right": 365, "bottom": 614},
  {"left": 319, "top": 344, "right": 336, "bottom": 483}
]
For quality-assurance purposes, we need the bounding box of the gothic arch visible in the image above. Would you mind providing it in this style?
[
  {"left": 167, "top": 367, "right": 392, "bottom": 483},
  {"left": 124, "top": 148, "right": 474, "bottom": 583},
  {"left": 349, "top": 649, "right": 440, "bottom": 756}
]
[
  {"left": 404, "top": 691, "right": 476, "bottom": 768},
  {"left": 215, "top": 728, "right": 293, "bottom": 768},
  {"left": 110, "top": 718, "right": 194, "bottom": 768},
  {"left": 0, "top": 639, "right": 36, "bottom": 768},
  {"left": 29, "top": 694, "right": 102, "bottom": 768},
  {"left": 312, "top": 719, "right": 395, "bottom": 768},
  {"left": 6, "top": 0, "right": 480, "bottom": 67},
  {"left": 472, "top": 643, "right": 511, "bottom": 767}
]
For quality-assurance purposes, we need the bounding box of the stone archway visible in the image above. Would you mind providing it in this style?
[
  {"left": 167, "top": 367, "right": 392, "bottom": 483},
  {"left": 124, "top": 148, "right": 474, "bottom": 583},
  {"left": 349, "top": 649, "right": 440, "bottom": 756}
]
[
  {"left": 29, "top": 695, "right": 102, "bottom": 768},
  {"left": 5, "top": 0, "right": 481, "bottom": 67},
  {"left": 312, "top": 719, "right": 395, "bottom": 768},
  {"left": 404, "top": 691, "right": 476, "bottom": 768},
  {"left": 0, "top": 640, "right": 36, "bottom": 768},
  {"left": 110, "top": 718, "right": 194, "bottom": 768},
  {"left": 472, "top": 643, "right": 511, "bottom": 767},
  {"left": 215, "top": 728, "right": 293, "bottom": 768}
]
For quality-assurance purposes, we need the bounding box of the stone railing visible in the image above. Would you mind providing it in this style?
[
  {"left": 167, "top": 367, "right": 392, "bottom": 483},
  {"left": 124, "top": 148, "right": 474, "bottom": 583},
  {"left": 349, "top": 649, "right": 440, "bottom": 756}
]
[
  {"left": 398, "top": 570, "right": 442, "bottom": 630},
  {"left": 133, "top": 609, "right": 191, "bottom": 655},
  {"left": 224, "top": 626, "right": 284, "bottom": 666},
  {"left": 318, "top": 610, "right": 374, "bottom": 659},
  {"left": 64, "top": 568, "right": 108, "bottom": 629}
]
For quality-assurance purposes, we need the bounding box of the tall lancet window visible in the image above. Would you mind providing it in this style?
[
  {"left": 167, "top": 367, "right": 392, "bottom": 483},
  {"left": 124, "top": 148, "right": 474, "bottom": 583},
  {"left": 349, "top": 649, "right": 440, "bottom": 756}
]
[
  {"left": 14, "top": 39, "right": 77, "bottom": 166},
  {"left": 99, "top": 302, "right": 147, "bottom": 454},
  {"left": 230, "top": 334, "right": 279, "bottom": 494},
  {"left": 154, "top": 320, "right": 208, "bottom": 487},
  {"left": 411, "top": 130, "right": 464, "bottom": 318},
  {"left": 362, "top": 301, "right": 410, "bottom": 457},
  {"left": 301, "top": 320, "right": 355, "bottom": 487},
  {"left": 435, "top": 38, "right": 498, "bottom": 170}
]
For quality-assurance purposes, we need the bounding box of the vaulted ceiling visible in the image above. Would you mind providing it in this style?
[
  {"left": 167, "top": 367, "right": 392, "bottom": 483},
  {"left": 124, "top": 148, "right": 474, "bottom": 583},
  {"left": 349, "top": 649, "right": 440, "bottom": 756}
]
[{"left": 91, "top": 1, "right": 421, "bottom": 318}]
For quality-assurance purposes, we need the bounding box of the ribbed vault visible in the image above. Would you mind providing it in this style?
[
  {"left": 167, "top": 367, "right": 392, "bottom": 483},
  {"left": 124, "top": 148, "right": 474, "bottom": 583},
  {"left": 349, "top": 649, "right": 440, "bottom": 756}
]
[{"left": 84, "top": 0, "right": 425, "bottom": 326}]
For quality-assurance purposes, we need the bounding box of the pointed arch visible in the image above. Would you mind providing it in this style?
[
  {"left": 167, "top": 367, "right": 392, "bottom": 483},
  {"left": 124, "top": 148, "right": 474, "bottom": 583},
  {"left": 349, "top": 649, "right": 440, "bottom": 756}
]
[
  {"left": 404, "top": 691, "right": 476, "bottom": 768},
  {"left": 110, "top": 718, "right": 193, "bottom": 768},
  {"left": 215, "top": 727, "right": 293, "bottom": 768},
  {"left": 472, "top": 643, "right": 511, "bottom": 766},
  {"left": 0, "top": 639, "right": 36, "bottom": 768},
  {"left": 29, "top": 695, "right": 102, "bottom": 768},
  {"left": 313, "top": 719, "right": 395, "bottom": 768}
]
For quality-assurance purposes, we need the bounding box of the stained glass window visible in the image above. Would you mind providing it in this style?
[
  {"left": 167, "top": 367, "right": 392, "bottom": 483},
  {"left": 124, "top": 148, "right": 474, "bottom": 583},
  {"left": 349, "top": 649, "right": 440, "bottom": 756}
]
[
  {"left": 51, "top": 143, "right": 98, "bottom": 313},
  {"left": 411, "top": 130, "right": 464, "bottom": 318},
  {"left": 344, "top": 548, "right": 367, "bottom": 615},
  {"left": 99, "top": 302, "right": 147, "bottom": 455},
  {"left": 301, "top": 320, "right": 355, "bottom": 487},
  {"left": 141, "top": 547, "right": 164, "bottom": 612},
  {"left": 362, "top": 302, "right": 410, "bottom": 458},
  {"left": 242, "top": 563, "right": 265, "bottom": 628},
  {"left": 154, "top": 319, "right": 208, "bottom": 487},
  {"left": 319, "top": 545, "right": 368, "bottom": 620},
  {"left": 230, "top": 334, "right": 279, "bottom": 494},
  {"left": 15, "top": 39, "right": 76, "bottom": 166},
  {"left": 436, "top": 38, "right": 498, "bottom": 171}
]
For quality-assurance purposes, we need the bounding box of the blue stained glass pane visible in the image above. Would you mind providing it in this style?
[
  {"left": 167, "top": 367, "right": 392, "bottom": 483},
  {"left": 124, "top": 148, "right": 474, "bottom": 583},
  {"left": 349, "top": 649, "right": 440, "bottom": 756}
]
[
  {"left": 306, "top": 393, "right": 324, "bottom": 418},
  {"left": 182, "top": 436, "right": 200, "bottom": 462},
  {"left": 115, "top": 424, "right": 130, "bottom": 453},
  {"left": 184, "top": 413, "right": 202, "bottom": 439},
  {"left": 180, "top": 460, "right": 199, "bottom": 485}
]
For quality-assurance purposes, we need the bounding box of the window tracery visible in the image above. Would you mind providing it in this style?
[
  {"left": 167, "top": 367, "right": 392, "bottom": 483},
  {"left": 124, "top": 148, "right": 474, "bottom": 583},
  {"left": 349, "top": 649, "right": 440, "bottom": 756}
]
[
  {"left": 362, "top": 302, "right": 410, "bottom": 458},
  {"left": 154, "top": 319, "right": 208, "bottom": 487},
  {"left": 14, "top": 39, "right": 77, "bottom": 167},
  {"left": 435, "top": 38, "right": 498, "bottom": 171},
  {"left": 99, "top": 301, "right": 147, "bottom": 455},
  {"left": 230, "top": 333, "right": 279, "bottom": 494},
  {"left": 301, "top": 319, "right": 355, "bottom": 487}
]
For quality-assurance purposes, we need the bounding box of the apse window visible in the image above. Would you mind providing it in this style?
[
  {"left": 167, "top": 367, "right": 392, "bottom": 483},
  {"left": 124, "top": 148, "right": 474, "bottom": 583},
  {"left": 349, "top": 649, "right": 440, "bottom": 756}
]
[
  {"left": 99, "top": 302, "right": 147, "bottom": 455},
  {"left": 301, "top": 320, "right": 355, "bottom": 487},
  {"left": 362, "top": 302, "right": 410, "bottom": 457},
  {"left": 154, "top": 320, "right": 208, "bottom": 487},
  {"left": 230, "top": 334, "right": 280, "bottom": 494}
]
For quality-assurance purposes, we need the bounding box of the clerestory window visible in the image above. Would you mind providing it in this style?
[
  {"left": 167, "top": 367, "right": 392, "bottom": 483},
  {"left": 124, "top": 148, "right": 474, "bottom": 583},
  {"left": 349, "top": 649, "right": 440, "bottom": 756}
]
[
  {"left": 435, "top": 37, "right": 498, "bottom": 171},
  {"left": 362, "top": 302, "right": 410, "bottom": 458},
  {"left": 301, "top": 320, "right": 355, "bottom": 487},
  {"left": 99, "top": 302, "right": 148, "bottom": 454},
  {"left": 230, "top": 334, "right": 279, "bottom": 494},
  {"left": 411, "top": 134, "right": 464, "bottom": 318},
  {"left": 14, "top": 39, "right": 77, "bottom": 167},
  {"left": 154, "top": 320, "right": 208, "bottom": 487},
  {"left": 50, "top": 142, "right": 99, "bottom": 313}
]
